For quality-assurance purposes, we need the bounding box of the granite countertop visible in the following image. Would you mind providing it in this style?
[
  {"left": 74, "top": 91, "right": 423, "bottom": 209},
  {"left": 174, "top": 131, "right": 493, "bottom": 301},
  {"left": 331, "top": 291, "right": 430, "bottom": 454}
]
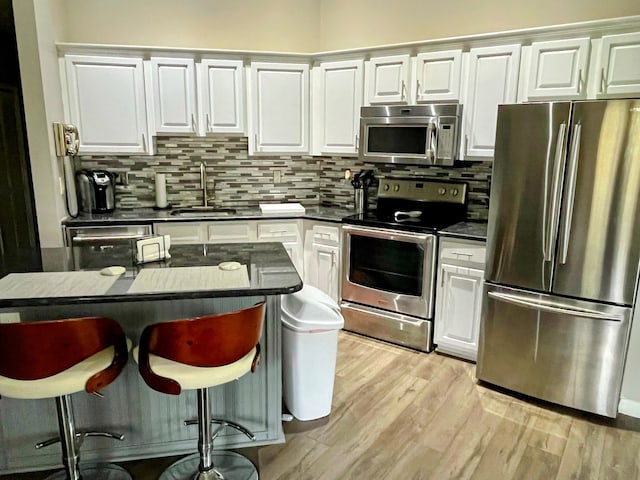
[
  {"left": 62, "top": 205, "right": 353, "bottom": 227},
  {"left": 0, "top": 242, "right": 302, "bottom": 308},
  {"left": 438, "top": 221, "right": 488, "bottom": 241}
]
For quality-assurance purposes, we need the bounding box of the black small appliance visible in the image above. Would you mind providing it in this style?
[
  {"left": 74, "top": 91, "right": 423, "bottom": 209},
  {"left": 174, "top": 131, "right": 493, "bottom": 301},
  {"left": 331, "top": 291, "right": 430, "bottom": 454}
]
[{"left": 75, "top": 169, "right": 116, "bottom": 213}]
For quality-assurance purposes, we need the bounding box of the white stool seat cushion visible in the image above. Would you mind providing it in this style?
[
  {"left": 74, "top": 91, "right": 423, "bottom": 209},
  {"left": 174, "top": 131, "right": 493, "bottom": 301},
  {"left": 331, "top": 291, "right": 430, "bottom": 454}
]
[
  {"left": 0, "top": 338, "right": 131, "bottom": 400},
  {"left": 133, "top": 346, "right": 255, "bottom": 390}
]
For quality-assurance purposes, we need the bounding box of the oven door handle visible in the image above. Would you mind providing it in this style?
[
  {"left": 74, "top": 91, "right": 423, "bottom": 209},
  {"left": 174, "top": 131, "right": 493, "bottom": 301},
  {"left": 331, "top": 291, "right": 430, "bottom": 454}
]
[{"left": 343, "top": 224, "right": 432, "bottom": 243}]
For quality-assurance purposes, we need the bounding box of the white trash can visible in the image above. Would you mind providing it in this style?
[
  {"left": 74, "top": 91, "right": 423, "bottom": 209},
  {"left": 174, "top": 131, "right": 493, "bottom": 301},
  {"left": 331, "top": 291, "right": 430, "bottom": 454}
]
[{"left": 281, "top": 285, "right": 344, "bottom": 421}]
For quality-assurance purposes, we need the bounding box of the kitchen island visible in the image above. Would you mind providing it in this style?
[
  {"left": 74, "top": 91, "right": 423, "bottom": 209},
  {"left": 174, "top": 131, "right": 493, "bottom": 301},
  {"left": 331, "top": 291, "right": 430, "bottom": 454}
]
[{"left": 0, "top": 242, "right": 301, "bottom": 475}]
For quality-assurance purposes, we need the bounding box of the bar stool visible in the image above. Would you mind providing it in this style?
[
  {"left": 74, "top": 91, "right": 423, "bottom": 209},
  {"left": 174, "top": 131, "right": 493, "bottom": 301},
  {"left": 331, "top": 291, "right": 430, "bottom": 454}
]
[
  {"left": 134, "top": 301, "right": 266, "bottom": 480},
  {"left": 0, "top": 316, "right": 131, "bottom": 480}
]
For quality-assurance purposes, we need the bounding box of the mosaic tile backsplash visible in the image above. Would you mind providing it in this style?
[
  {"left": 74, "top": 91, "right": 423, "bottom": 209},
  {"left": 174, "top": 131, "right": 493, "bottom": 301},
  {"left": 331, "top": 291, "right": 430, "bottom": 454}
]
[{"left": 79, "top": 135, "right": 492, "bottom": 221}]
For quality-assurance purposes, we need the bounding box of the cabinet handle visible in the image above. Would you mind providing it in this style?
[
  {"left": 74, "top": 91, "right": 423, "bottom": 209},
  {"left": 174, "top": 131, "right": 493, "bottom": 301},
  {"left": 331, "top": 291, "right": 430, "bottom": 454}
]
[
  {"left": 464, "top": 134, "right": 469, "bottom": 156},
  {"left": 577, "top": 69, "right": 582, "bottom": 94},
  {"left": 355, "top": 135, "right": 359, "bottom": 152},
  {"left": 191, "top": 114, "right": 197, "bottom": 133},
  {"left": 401, "top": 80, "right": 406, "bottom": 101},
  {"left": 599, "top": 68, "right": 606, "bottom": 94},
  {"left": 206, "top": 113, "right": 211, "bottom": 132},
  {"left": 142, "top": 134, "right": 147, "bottom": 151},
  {"left": 254, "top": 134, "right": 258, "bottom": 152},
  {"left": 416, "top": 80, "right": 421, "bottom": 101}
]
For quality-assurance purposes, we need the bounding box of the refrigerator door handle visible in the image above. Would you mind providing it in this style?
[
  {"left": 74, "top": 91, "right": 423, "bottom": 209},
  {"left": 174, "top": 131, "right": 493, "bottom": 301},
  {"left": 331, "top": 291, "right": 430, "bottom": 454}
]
[
  {"left": 544, "top": 121, "right": 567, "bottom": 262},
  {"left": 487, "top": 291, "right": 623, "bottom": 322},
  {"left": 558, "top": 123, "right": 582, "bottom": 265}
]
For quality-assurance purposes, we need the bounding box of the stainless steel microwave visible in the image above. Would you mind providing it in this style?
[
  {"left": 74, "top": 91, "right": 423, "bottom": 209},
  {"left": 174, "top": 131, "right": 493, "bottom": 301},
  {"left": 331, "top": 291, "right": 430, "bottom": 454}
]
[{"left": 359, "top": 104, "right": 462, "bottom": 166}]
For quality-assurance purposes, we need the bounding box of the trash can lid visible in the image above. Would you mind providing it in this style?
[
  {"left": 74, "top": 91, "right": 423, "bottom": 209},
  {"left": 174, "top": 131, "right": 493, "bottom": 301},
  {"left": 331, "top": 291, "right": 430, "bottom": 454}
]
[{"left": 281, "top": 284, "right": 344, "bottom": 332}]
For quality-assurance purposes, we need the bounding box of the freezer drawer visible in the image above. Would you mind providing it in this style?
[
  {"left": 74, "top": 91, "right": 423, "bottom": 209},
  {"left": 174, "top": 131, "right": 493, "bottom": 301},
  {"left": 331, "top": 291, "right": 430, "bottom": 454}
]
[{"left": 477, "top": 283, "right": 631, "bottom": 417}]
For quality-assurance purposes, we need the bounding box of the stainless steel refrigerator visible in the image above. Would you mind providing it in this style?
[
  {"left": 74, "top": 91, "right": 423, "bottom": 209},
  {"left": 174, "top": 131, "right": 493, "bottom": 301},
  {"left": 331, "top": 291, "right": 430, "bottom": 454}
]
[{"left": 477, "top": 99, "right": 640, "bottom": 417}]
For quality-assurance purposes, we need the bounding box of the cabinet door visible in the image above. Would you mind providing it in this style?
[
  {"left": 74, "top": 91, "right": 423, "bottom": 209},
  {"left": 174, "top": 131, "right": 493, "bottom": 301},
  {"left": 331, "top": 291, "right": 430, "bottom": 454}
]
[
  {"left": 316, "top": 59, "right": 364, "bottom": 155},
  {"left": 64, "top": 55, "right": 148, "bottom": 154},
  {"left": 414, "top": 50, "right": 462, "bottom": 102},
  {"left": 150, "top": 57, "right": 197, "bottom": 134},
  {"left": 596, "top": 32, "right": 640, "bottom": 98},
  {"left": 526, "top": 38, "right": 590, "bottom": 99},
  {"left": 461, "top": 45, "right": 520, "bottom": 159},
  {"left": 153, "top": 222, "right": 203, "bottom": 244},
  {"left": 282, "top": 240, "right": 304, "bottom": 277},
  {"left": 435, "top": 263, "right": 484, "bottom": 361},
  {"left": 310, "top": 242, "right": 340, "bottom": 303},
  {"left": 200, "top": 59, "right": 244, "bottom": 134},
  {"left": 366, "top": 54, "right": 410, "bottom": 104},
  {"left": 249, "top": 62, "right": 309, "bottom": 154}
]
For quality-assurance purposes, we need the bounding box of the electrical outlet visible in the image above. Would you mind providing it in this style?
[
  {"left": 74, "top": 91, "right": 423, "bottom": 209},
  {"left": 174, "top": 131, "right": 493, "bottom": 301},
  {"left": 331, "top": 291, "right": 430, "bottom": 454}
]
[{"left": 274, "top": 169, "right": 282, "bottom": 183}]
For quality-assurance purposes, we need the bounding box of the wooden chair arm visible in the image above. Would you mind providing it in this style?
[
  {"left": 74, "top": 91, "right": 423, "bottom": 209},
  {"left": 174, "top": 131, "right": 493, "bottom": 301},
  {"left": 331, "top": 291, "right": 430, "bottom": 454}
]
[{"left": 137, "top": 325, "right": 182, "bottom": 395}]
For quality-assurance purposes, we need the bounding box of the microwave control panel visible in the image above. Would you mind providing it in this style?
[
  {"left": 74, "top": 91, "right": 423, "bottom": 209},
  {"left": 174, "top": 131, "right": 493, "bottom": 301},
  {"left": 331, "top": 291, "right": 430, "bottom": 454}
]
[{"left": 436, "top": 117, "right": 458, "bottom": 162}]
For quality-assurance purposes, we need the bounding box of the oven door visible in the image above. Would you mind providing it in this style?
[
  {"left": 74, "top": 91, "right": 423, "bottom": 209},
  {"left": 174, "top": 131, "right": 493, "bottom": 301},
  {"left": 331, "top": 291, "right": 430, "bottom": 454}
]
[{"left": 341, "top": 225, "right": 436, "bottom": 318}]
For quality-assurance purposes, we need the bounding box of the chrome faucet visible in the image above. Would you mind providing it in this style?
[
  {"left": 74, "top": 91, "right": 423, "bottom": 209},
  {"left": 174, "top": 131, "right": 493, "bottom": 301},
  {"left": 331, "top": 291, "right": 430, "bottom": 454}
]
[{"left": 200, "top": 162, "right": 215, "bottom": 207}]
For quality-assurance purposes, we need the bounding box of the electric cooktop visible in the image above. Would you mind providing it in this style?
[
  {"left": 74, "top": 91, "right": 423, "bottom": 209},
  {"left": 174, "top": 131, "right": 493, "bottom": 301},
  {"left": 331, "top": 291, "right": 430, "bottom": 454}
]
[{"left": 342, "top": 178, "right": 468, "bottom": 234}]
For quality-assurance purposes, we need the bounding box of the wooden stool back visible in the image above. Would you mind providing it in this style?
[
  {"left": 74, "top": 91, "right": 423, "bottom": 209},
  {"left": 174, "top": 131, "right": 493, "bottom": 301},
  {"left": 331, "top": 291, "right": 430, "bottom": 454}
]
[
  {"left": 137, "top": 301, "right": 266, "bottom": 395},
  {"left": 0, "top": 317, "right": 129, "bottom": 394}
]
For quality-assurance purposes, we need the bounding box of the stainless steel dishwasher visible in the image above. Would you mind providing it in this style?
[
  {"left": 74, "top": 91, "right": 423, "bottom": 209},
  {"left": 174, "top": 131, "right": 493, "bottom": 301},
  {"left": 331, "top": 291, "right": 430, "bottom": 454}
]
[{"left": 64, "top": 224, "right": 153, "bottom": 270}]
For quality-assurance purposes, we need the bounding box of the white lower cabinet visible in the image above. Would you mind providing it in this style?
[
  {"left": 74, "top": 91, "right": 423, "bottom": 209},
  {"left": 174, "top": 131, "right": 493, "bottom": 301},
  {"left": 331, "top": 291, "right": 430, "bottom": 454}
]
[
  {"left": 153, "top": 222, "right": 203, "bottom": 244},
  {"left": 303, "top": 221, "right": 341, "bottom": 302},
  {"left": 434, "top": 238, "right": 486, "bottom": 361},
  {"left": 154, "top": 219, "right": 305, "bottom": 276},
  {"left": 256, "top": 220, "right": 304, "bottom": 277}
]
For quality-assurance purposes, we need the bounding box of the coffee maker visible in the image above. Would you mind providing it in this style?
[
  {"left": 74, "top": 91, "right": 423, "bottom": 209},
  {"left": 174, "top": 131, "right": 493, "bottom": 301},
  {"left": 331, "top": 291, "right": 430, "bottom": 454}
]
[{"left": 75, "top": 170, "right": 116, "bottom": 213}]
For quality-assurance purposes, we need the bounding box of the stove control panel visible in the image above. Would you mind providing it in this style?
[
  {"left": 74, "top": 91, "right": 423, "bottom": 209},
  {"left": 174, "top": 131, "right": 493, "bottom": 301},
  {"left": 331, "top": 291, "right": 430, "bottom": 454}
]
[{"left": 378, "top": 178, "right": 467, "bottom": 204}]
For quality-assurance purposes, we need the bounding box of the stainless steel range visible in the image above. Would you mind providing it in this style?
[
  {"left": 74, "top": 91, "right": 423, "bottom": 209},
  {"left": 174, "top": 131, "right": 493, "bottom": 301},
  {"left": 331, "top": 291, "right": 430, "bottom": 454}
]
[{"left": 341, "top": 178, "right": 467, "bottom": 352}]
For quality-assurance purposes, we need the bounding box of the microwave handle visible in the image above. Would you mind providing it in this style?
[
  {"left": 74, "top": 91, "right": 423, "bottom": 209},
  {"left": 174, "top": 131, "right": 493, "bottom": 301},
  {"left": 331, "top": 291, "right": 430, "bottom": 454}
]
[{"left": 426, "top": 122, "right": 436, "bottom": 162}]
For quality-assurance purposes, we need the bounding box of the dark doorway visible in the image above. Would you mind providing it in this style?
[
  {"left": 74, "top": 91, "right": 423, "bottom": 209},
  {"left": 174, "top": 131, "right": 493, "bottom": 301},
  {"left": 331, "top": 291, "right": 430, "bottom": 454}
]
[{"left": 0, "top": 0, "right": 42, "bottom": 275}]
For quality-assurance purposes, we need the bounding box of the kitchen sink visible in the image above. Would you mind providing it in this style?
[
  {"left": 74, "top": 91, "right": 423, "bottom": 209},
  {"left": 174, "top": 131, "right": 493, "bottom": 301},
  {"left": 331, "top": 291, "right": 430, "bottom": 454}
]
[{"left": 169, "top": 207, "right": 237, "bottom": 217}]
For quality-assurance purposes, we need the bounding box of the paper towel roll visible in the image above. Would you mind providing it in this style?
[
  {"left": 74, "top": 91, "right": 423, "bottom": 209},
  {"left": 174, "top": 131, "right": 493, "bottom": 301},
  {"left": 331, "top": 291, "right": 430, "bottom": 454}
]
[{"left": 155, "top": 173, "right": 168, "bottom": 208}]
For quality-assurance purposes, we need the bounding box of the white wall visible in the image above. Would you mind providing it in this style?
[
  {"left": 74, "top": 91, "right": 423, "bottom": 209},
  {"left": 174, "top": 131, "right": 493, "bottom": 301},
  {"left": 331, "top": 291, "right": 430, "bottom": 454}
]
[
  {"left": 12, "top": 0, "right": 68, "bottom": 248},
  {"left": 59, "top": 0, "right": 321, "bottom": 52},
  {"left": 318, "top": 0, "right": 640, "bottom": 50},
  {"left": 55, "top": 0, "right": 640, "bottom": 51}
]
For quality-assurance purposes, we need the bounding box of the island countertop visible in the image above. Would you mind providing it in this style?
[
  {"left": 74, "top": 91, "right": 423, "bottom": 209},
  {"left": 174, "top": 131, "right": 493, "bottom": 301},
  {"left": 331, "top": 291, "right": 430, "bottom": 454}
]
[{"left": 0, "top": 242, "right": 302, "bottom": 308}]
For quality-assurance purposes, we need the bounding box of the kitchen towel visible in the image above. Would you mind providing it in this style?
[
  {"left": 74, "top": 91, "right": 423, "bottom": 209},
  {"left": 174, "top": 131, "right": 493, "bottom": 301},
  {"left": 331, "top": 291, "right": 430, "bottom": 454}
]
[
  {"left": 127, "top": 265, "right": 250, "bottom": 294},
  {"left": 0, "top": 272, "right": 120, "bottom": 299},
  {"left": 155, "top": 173, "right": 168, "bottom": 208}
]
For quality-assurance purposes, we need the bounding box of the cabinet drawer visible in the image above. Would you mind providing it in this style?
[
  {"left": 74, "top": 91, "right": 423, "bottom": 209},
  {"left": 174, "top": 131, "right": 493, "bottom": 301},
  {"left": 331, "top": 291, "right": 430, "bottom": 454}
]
[
  {"left": 154, "top": 223, "right": 203, "bottom": 244},
  {"left": 311, "top": 224, "right": 340, "bottom": 245},
  {"left": 207, "top": 222, "right": 256, "bottom": 243},
  {"left": 257, "top": 222, "right": 299, "bottom": 241},
  {"left": 439, "top": 238, "right": 486, "bottom": 266}
]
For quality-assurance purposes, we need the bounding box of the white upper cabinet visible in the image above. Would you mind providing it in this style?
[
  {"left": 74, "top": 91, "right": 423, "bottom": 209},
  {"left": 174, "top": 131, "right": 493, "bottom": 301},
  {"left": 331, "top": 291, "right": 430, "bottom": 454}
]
[
  {"left": 594, "top": 32, "right": 640, "bottom": 98},
  {"left": 366, "top": 54, "right": 411, "bottom": 104},
  {"left": 198, "top": 59, "right": 245, "bottom": 134},
  {"left": 414, "top": 50, "right": 463, "bottom": 102},
  {"left": 64, "top": 55, "right": 149, "bottom": 154},
  {"left": 460, "top": 44, "right": 521, "bottom": 159},
  {"left": 525, "top": 37, "right": 590, "bottom": 100},
  {"left": 249, "top": 62, "right": 310, "bottom": 154},
  {"left": 314, "top": 59, "right": 364, "bottom": 155},
  {"left": 150, "top": 57, "right": 197, "bottom": 134}
]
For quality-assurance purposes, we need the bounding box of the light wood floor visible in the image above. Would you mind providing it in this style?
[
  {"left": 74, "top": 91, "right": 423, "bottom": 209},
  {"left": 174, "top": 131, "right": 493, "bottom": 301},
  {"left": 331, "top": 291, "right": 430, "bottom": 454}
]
[{"left": 4, "top": 331, "right": 640, "bottom": 479}]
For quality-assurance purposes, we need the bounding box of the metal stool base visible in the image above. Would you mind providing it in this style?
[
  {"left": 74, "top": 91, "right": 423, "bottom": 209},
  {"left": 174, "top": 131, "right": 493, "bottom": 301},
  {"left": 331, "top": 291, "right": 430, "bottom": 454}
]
[
  {"left": 159, "top": 452, "right": 258, "bottom": 480},
  {"left": 44, "top": 463, "right": 132, "bottom": 480}
]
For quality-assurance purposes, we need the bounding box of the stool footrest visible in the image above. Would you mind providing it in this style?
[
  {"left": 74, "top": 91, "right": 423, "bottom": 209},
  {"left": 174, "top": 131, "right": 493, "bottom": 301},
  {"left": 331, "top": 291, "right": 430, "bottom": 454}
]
[
  {"left": 35, "top": 431, "right": 126, "bottom": 449},
  {"left": 184, "top": 418, "right": 256, "bottom": 441}
]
